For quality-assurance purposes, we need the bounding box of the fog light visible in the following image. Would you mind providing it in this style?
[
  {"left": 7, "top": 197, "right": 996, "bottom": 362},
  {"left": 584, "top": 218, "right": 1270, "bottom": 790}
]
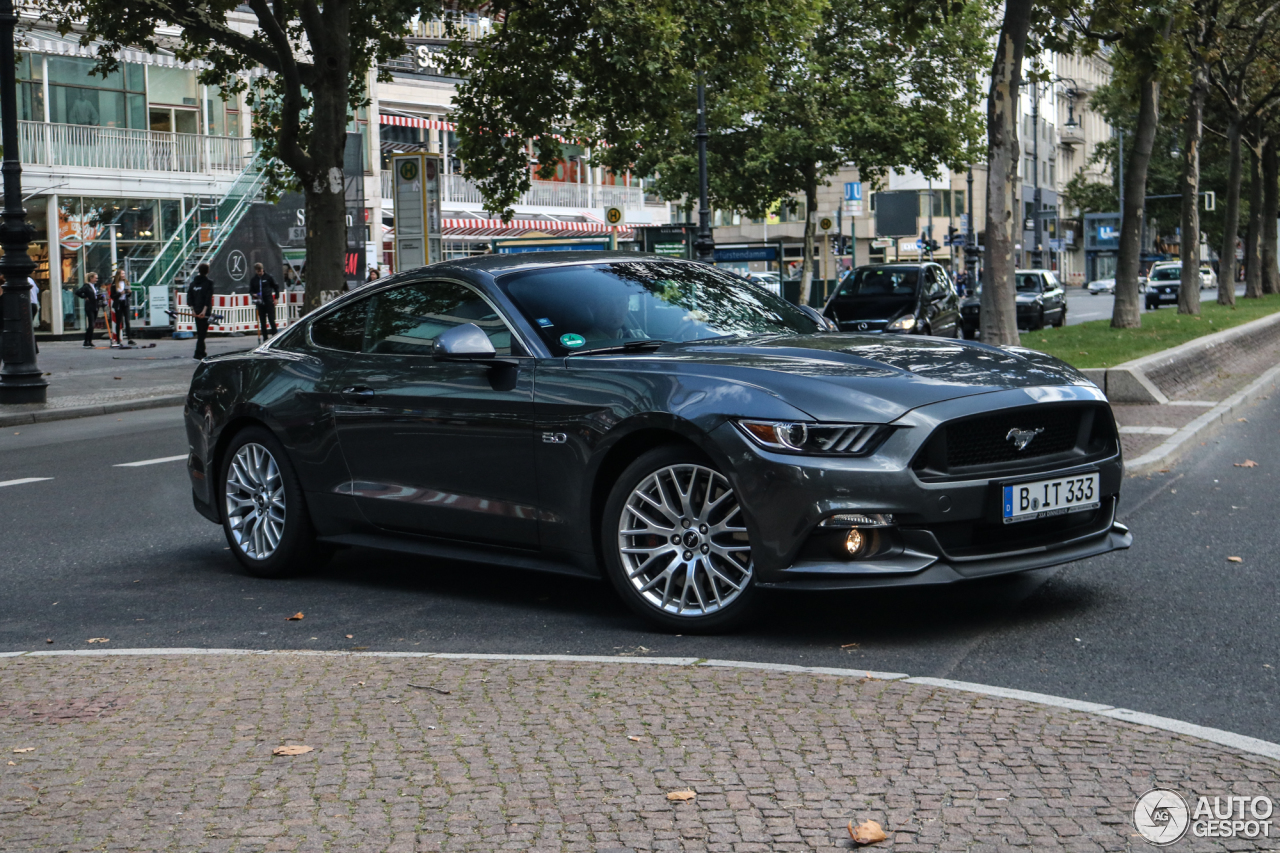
[{"left": 844, "top": 527, "right": 864, "bottom": 556}]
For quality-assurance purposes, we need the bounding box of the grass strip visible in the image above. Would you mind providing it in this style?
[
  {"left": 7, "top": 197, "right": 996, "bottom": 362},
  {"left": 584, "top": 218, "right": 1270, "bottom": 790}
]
[{"left": 1021, "top": 293, "right": 1280, "bottom": 369}]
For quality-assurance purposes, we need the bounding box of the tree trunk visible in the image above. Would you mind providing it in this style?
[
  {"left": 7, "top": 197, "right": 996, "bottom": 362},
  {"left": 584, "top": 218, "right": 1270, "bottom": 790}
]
[
  {"left": 1112, "top": 71, "right": 1161, "bottom": 328},
  {"left": 1263, "top": 137, "right": 1279, "bottom": 295},
  {"left": 980, "top": 0, "right": 1032, "bottom": 346},
  {"left": 799, "top": 179, "right": 818, "bottom": 306},
  {"left": 1244, "top": 134, "right": 1263, "bottom": 299},
  {"left": 1178, "top": 71, "right": 1204, "bottom": 315},
  {"left": 1218, "top": 117, "right": 1243, "bottom": 306}
]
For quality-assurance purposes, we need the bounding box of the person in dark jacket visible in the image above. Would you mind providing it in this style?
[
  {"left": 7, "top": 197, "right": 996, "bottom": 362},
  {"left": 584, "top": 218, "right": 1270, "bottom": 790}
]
[
  {"left": 187, "top": 263, "right": 214, "bottom": 359},
  {"left": 74, "top": 273, "right": 105, "bottom": 348},
  {"left": 247, "top": 263, "right": 279, "bottom": 340}
]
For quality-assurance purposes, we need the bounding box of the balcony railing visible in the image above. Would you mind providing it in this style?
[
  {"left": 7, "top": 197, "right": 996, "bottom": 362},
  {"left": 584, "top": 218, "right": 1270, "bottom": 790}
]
[
  {"left": 18, "top": 121, "right": 255, "bottom": 175},
  {"left": 380, "top": 170, "right": 648, "bottom": 210}
]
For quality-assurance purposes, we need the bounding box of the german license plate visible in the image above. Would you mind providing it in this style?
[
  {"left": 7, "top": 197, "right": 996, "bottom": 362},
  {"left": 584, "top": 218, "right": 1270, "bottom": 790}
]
[
  {"left": 1002, "top": 473, "right": 1100, "bottom": 523},
  {"left": 1160, "top": 292, "right": 1177, "bottom": 300}
]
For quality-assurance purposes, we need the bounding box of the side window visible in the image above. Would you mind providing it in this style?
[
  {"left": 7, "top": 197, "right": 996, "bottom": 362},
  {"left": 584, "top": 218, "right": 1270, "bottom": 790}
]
[
  {"left": 924, "top": 267, "right": 943, "bottom": 297},
  {"left": 364, "top": 281, "right": 513, "bottom": 356},
  {"left": 310, "top": 297, "right": 371, "bottom": 352}
]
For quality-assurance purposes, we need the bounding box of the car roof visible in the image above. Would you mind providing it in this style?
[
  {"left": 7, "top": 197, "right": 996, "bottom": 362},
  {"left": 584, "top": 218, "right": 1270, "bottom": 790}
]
[{"left": 429, "top": 250, "right": 690, "bottom": 278}]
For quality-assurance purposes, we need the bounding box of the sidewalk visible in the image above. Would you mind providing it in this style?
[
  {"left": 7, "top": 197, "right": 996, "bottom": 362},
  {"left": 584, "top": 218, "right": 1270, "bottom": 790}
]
[
  {"left": 2, "top": 651, "right": 1277, "bottom": 852},
  {"left": 0, "top": 337, "right": 254, "bottom": 427}
]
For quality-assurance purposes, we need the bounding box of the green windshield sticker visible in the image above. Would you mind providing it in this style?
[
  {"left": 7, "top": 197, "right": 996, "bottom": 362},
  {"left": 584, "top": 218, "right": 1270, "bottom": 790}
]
[{"left": 559, "top": 333, "right": 586, "bottom": 349}]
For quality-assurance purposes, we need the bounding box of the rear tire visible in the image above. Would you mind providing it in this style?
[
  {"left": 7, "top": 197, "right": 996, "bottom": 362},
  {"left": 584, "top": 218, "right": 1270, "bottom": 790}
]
[
  {"left": 219, "top": 425, "right": 324, "bottom": 579},
  {"left": 602, "top": 445, "right": 759, "bottom": 632}
]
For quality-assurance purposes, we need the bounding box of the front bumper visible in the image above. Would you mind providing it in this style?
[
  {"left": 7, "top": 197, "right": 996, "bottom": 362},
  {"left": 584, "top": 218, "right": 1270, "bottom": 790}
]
[{"left": 717, "top": 385, "right": 1129, "bottom": 590}]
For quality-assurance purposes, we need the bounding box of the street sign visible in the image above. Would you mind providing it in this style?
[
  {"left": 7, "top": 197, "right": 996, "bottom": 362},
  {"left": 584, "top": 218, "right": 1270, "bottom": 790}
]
[
  {"left": 959, "top": 213, "right": 968, "bottom": 231},
  {"left": 844, "top": 182, "right": 862, "bottom": 202},
  {"left": 391, "top": 153, "right": 443, "bottom": 270},
  {"left": 819, "top": 216, "right": 834, "bottom": 231},
  {"left": 916, "top": 238, "right": 926, "bottom": 250},
  {"left": 871, "top": 238, "right": 893, "bottom": 249},
  {"left": 604, "top": 206, "right": 626, "bottom": 226}
]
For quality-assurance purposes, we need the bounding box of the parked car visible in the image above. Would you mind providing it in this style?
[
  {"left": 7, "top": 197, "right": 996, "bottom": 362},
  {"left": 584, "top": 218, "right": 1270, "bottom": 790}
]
[
  {"left": 821, "top": 262, "right": 961, "bottom": 337},
  {"left": 184, "top": 252, "right": 1131, "bottom": 631},
  {"left": 1144, "top": 264, "right": 1182, "bottom": 309},
  {"left": 958, "top": 270, "right": 1067, "bottom": 336},
  {"left": 742, "top": 271, "right": 782, "bottom": 294},
  {"left": 1086, "top": 278, "right": 1116, "bottom": 295},
  {"left": 1015, "top": 270, "right": 1067, "bottom": 330}
]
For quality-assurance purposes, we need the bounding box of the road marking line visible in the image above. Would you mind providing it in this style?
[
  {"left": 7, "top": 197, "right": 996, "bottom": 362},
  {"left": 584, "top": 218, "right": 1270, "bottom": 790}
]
[
  {"left": 114, "top": 454, "right": 188, "bottom": 468},
  {"left": 7, "top": 648, "right": 1279, "bottom": 763},
  {"left": 0, "top": 477, "right": 53, "bottom": 488},
  {"left": 1119, "top": 425, "right": 1178, "bottom": 436}
]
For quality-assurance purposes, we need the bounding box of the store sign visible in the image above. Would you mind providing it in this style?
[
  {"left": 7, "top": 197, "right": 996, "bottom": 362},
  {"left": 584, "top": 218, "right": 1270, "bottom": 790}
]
[
  {"left": 714, "top": 247, "right": 778, "bottom": 262},
  {"left": 653, "top": 242, "right": 687, "bottom": 256}
]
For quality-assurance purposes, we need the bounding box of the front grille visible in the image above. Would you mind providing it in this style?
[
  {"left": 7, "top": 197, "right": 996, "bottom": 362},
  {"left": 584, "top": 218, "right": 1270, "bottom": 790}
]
[{"left": 913, "top": 402, "right": 1116, "bottom": 480}]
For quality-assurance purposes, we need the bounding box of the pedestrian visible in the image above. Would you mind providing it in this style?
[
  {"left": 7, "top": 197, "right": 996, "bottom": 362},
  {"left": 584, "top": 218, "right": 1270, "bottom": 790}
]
[
  {"left": 247, "top": 262, "right": 279, "bottom": 340},
  {"left": 74, "top": 272, "right": 104, "bottom": 348},
  {"left": 28, "top": 276, "right": 40, "bottom": 354},
  {"left": 188, "top": 262, "right": 214, "bottom": 359},
  {"left": 366, "top": 266, "right": 380, "bottom": 284},
  {"left": 109, "top": 270, "right": 134, "bottom": 347}
]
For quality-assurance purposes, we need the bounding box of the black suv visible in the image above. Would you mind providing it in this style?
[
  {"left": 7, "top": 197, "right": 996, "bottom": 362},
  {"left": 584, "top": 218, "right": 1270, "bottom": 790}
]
[
  {"left": 822, "top": 263, "right": 961, "bottom": 337},
  {"left": 960, "top": 269, "right": 1067, "bottom": 336}
]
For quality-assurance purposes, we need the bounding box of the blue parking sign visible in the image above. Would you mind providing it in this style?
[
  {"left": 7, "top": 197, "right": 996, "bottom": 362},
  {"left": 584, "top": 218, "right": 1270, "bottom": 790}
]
[{"left": 844, "top": 182, "right": 862, "bottom": 202}]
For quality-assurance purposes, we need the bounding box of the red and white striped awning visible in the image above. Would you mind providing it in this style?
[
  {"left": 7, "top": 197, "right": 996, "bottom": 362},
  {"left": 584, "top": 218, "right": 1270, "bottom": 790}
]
[
  {"left": 380, "top": 114, "right": 456, "bottom": 130},
  {"left": 443, "top": 218, "right": 633, "bottom": 239}
]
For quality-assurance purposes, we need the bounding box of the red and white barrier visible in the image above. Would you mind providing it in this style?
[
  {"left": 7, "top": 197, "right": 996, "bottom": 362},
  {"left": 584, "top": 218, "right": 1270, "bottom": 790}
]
[{"left": 173, "top": 291, "right": 305, "bottom": 334}]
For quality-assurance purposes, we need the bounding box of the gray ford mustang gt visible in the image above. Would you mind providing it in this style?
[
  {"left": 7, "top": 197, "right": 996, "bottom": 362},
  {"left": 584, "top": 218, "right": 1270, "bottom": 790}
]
[{"left": 184, "top": 252, "right": 1131, "bottom": 631}]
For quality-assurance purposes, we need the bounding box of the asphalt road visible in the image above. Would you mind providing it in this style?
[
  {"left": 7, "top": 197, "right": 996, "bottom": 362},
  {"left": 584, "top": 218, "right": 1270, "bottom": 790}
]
[
  {"left": 1, "top": 400, "right": 1277, "bottom": 742},
  {"left": 1064, "top": 283, "right": 1245, "bottom": 325}
]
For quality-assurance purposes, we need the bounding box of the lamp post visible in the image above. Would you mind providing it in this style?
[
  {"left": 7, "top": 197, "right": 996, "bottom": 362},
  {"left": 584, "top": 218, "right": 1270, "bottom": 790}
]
[
  {"left": 0, "top": 0, "right": 47, "bottom": 404},
  {"left": 693, "top": 75, "right": 714, "bottom": 263}
]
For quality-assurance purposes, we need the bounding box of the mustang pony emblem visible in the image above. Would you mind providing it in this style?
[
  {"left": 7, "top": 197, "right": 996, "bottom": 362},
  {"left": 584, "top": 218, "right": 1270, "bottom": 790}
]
[{"left": 1005, "top": 427, "right": 1045, "bottom": 451}]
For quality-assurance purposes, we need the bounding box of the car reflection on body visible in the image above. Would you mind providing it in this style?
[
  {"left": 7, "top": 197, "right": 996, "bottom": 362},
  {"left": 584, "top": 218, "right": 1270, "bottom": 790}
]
[
  {"left": 184, "top": 252, "right": 1131, "bottom": 631},
  {"left": 1087, "top": 278, "right": 1116, "bottom": 295},
  {"left": 821, "top": 263, "right": 962, "bottom": 337}
]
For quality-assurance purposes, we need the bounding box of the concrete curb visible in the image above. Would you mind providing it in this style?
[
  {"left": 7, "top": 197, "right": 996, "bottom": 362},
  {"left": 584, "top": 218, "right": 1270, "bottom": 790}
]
[
  {"left": 1102, "top": 309, "right": 1280, "bottom": 403},
  {"left": 1124, "top": 359, "right": 1280, "bottom": 474},
  {"left": 4, "top": 647, "right": 1278, "bottom": 764},
  {"left": 0, "top": 394, "right": 185, "bottom": 428}
]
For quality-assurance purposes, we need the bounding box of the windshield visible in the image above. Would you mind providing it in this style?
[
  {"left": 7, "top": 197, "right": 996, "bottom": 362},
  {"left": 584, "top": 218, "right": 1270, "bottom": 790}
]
[
  {"left": 1015, "top": 273, "right": 1043, "bottom": 293},
  {"left": 832, "top": 267, "right": 919, "bottom": 299},
  {"left": 1149, "top": 266, "right": 1181, "bottom": 281},
  {"left": 498, "top": 260, "right": 820, "bottom": 355}
]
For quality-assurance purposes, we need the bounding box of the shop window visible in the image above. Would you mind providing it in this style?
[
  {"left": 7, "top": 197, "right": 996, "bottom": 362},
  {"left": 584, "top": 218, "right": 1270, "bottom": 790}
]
[{"left": 148, "top": 66, "right": 197, "bottom": 107}]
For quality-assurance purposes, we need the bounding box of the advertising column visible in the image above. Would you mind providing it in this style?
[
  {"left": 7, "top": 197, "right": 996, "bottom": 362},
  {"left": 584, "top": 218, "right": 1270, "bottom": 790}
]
[{"left": 391, "top": 153, "right": 443, "bottom": 272}]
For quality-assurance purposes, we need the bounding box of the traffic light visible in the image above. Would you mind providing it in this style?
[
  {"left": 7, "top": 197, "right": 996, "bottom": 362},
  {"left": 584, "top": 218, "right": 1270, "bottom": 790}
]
[{"left": 948, "top": 225, "right": 959, "bottom": 246}]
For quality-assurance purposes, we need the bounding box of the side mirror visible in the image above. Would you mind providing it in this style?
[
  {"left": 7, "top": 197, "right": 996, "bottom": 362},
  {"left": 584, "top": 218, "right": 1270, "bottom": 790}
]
[
  {"left": 433, "top": 323, "right": 496, "bottom": 360},
  {"left": 798, "top": 304, "right": 837, "bottom": 331}
]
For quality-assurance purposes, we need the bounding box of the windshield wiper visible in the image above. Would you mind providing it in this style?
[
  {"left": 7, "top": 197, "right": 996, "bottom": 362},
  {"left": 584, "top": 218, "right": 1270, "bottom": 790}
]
[{"left": 567, "top": 339, "right": 672, "bottom": 356}]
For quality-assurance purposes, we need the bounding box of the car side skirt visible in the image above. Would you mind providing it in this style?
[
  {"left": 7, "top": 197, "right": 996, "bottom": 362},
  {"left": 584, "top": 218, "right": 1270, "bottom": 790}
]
[{"left": 318, "top": 532, "right": 601, "bottom": 580}]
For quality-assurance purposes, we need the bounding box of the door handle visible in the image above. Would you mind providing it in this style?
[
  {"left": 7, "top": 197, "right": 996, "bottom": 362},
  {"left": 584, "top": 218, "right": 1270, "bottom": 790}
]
[{"left": 342, "top": 385, "right": 376, "bottom": 398}]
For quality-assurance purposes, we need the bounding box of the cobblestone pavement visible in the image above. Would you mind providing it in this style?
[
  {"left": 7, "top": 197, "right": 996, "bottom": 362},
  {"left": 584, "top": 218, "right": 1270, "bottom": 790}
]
[{"left": 2, "top": 654, "right": 1277, "bottom": 852}]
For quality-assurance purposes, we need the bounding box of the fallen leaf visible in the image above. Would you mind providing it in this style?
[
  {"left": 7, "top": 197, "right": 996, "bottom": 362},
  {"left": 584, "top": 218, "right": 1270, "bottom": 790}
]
[
  {"left": 87, "top": 638, "right": 109, "bottom": 644},
  {"left": 1237, "top": 418, "right": 1249, "bottom": 423},
  {"left": 285, "top": 612, "right": 304, "bottom": 621},
  {"left": 408, "top": 683, "right": 451, "bottom": 695},
  {"left": 272, "top": 745, "right": 313, "bottom": 756},
  {"left": 113, "top": 376, "right": 121, "bottom": 380},
  {"left": 355, "top": 681, "right": 365, "bottom": 687},
  {"left": 849, "top": 819, "right": 888, "bottom": 845},
  {"left": 627, "top": 736, "right": 643, "bottom": 742},
  {"left": 1234, "top": 459, "right": 1259, "bottom": 468},
  {"left": 12, "top": 748, "right": 35, "bottom": 754},
  {"left": 45, "top": 639, "right": 52, "bottom": 644},
  {"left": 6, "top": 761, "right": 13, "bottom": 765},
  {"left": 666, "top": 789, "right": 696, "bottom": 802},
  {"left": 345, "top": 634, "right": 353, "bottom": 639},
  {"left": 840, "top": 642, "right": 859, "bottom": 648},
  {"left": 1227, "top": 556, "right": 1243, "bottom": 563}
]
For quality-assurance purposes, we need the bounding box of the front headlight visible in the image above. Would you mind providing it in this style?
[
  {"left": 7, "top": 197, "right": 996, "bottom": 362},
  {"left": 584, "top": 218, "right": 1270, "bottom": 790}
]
[
  {"left": 886, "top": 315, "right": 916, "bottom": 332},
  {"left": 736, "top": 420, "right": 886, "bottom": 455}
]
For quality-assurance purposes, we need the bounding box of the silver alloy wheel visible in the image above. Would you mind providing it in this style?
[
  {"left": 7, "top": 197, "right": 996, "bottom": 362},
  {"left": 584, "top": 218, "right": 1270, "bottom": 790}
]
[
  {"left": 224, "top": 442, "right": 286, "bottom": 560},
  {"left": 618, "top": 463, "right": 752, "bottom": 617}
]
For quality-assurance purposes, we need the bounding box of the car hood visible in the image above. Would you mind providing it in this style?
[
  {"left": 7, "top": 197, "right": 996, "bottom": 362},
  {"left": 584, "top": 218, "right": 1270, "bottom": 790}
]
[
  {"left": 630, "top": 333, "right": 1095, "bottom": 423},
  {"left": 1014, "top": 292, "right": 1043, "bottom": 303},
  {"left": 825, "top": 296, "right": 915, "bottom": 322}
]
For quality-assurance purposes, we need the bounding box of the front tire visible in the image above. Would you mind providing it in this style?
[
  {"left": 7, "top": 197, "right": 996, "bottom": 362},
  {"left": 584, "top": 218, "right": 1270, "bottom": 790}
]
[
  {"left": 602, "top": 446, "right": 758, "bottom": 632},
  {"left": 219, "top": 426, "right": 323, "bottom": 578}
]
